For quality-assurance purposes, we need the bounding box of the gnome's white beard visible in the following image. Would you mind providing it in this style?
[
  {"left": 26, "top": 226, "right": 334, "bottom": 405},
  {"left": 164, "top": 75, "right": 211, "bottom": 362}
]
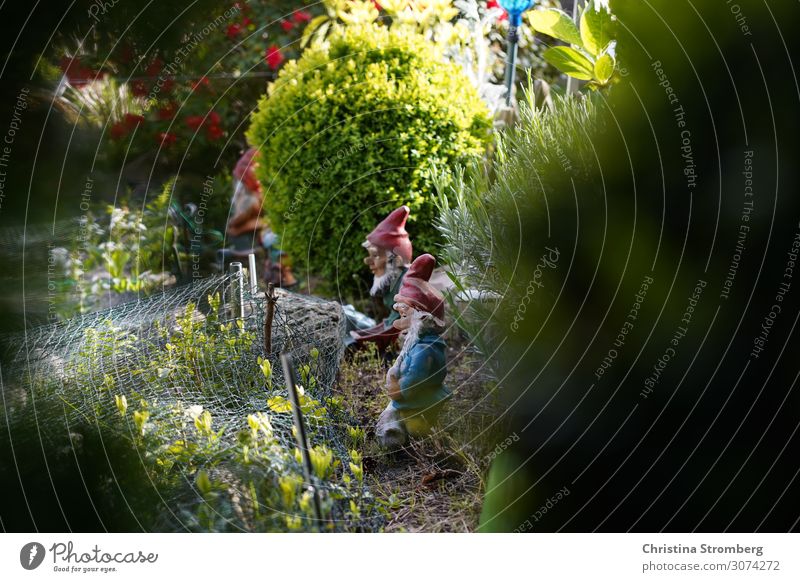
[
  {"left": 370, "top": 259, "right": 403, "bottom": 297},
  {"left": 397, "top": 310, "right": 432, "bottom": 361}
]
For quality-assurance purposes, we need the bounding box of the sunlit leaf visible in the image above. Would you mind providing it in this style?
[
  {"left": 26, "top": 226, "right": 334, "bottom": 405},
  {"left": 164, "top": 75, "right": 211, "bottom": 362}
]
[
  {"left": 529, "top": 9, "right": 582, "bottom": 46},
  {"left": 580, "top": 4, "right": 614, "bottom": 56},
  {"left": 267, "top": 395, "right": 292, "bottom": 413},
  {"left": 594, "top": 52, "right": 615, "bottom": 84},
  {"left": 543, "top": 46, "right": 595, "bottom": 81}
]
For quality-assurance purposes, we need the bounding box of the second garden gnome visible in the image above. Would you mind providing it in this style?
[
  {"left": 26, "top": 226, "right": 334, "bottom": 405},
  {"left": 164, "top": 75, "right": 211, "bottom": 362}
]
[
  {"left": 226, "top": 148, "right": 296, "bottom": 286},
  {"left": 375, "top": 253, "right": 450, "bottom": 449},
  {"left": 350, "top": 206, "right": 413, "bottom": 351}
]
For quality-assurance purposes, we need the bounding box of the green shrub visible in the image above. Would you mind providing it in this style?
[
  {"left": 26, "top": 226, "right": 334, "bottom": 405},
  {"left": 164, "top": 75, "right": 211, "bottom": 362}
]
[{"left": 247, "top": 23, "right": 491, "bottom": 296}]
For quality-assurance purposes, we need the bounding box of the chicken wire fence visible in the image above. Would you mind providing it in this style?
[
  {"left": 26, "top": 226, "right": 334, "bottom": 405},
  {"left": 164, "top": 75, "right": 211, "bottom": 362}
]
[{"left": 0, "top": 271, "right": 380, "bottom": 532}]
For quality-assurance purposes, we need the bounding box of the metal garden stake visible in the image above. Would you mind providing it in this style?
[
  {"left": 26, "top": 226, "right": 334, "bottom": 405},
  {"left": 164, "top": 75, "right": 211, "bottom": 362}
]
[
  {"left": 280, "top": 353, "right": 324, "bottom": 526},
  {"left": 248, "top": 252, "right": 258, "bottom": 296},
  {"left": 229, "top": 261, "right": 245, "bottom": 322}
]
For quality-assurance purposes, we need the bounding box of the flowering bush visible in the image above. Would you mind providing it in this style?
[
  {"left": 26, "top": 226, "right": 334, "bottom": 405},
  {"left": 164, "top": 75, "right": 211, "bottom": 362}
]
[
  {"left": 247, "top": 22, "right": 492, "bottom": 296},
  {"left": 54, "top": 1, "right": 323, "bottom": 170}
]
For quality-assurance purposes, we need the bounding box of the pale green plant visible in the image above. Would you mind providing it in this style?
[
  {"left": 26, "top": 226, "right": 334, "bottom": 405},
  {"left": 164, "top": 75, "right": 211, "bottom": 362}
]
[{"left": 529, "top": 2, "right": 619, "bottom": 89}]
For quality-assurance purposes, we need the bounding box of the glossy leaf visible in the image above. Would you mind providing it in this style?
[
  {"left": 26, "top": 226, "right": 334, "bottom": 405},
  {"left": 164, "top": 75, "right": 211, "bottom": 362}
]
[
  {"left": 543, "top": 46, "right": 595, "bottom": 81},
  {"left": 529, "top": 8, "right": 582, "bottom": 46},
  {"left": 594, "top": 52, "right": 615, "bottom": 84},
  {"left": 580, "top": 5, "right": 614, "bottom": 56}
]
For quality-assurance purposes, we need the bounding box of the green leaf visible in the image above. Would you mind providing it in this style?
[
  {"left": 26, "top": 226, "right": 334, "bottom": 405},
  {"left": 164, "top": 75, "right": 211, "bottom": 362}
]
[
  {"left": 267, "top": 395, "right": 292, "bottom": 413},
  {"left": 580, "top": 5, "right": 614, "bottom": 56},
  {"left": 594, "top": 52, "right": 615, "bottom": 84},
  {"left": 258, "top": 356, "right": 272, "bottom": 381},
  {"left": 301, "top": 15, "right": 329, "bottom": 49},
  {"left": 114, "top": 394, "right": 127, "bottom": 416},
  {"left": 543, "top": 46, "right": 596, "bottom": 81},
  {"left": 529, "top": 9, "right": 582, "bottom": 46},
  {"left": 196, "top": 470, "right": 212, "bottom": 496}
]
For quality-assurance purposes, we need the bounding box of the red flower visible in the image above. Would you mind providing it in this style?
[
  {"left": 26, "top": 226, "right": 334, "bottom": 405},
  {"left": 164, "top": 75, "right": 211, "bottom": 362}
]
[
  {"left": 145, "top": 58, "right": 163, "bottom": 77},
  {"left": 123, "top": 113, "right": 145, "bottom": 128},
  {"left": 191, "top": 76, "right": 210, "bottom": 91},
  {"left": 373, "top": 1, "right": 382, "bottom": 10},
  {"left": 161, "top": 77, "right": 175, "bottom": 93},
  {"left": 292, "top": 10, "right": 312, "bottom": 24},
  {"left": 157, "top": 103, "right": 177, "bottom": 120},
  {"left": 265, "top": 45, "right": 284, "bottom": 70},
  {"left": 131, "top": 80, "right": 149, "bottom": 96},
  {"left": 487, "top": 0, "right": 508, "bottom": 20},
  {"left": 158, "top": 132, "right": 177, "bottom": 146},
  {"left": 206, "top": 124, "right": 224, "bottom": 140},
  {"left": 242, "top": 16, "right": 253, "bottom": 26},
  {"left": 110, "top": 122, "right": 128, "bottom": 140},
  {"left": 185, "top": 115, "right": 205, "bottom": 130},
  {"left": 59, "top": 57, "right": 98, "bottom": 87},
  {"left": 227, "top": 23, "right": 242, "bottom": 38},
  {"left": 59, "top": 56, "right": 79, "bottom": 74},
  {"left": 208, "top": 111, "right": 221, "bottom": 125},
  {"left": 280, "top": 19, "right": 294, "bottom": 32},
  {"left": 233, "top": 2, "right": 250, "bottom": 13}
]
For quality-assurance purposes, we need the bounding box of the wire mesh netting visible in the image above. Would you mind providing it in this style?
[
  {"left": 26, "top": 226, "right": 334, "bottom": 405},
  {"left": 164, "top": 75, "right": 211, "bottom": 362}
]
[{"left": 0, "top": 273, "right": 380, "bottom": 532}]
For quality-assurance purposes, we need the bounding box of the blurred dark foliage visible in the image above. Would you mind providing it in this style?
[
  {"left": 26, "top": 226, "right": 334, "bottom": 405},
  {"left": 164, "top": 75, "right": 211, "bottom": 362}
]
[
  {"left": 0, "top": 404, "right": 177, "bottom": 532},
  {"left": 480, "top": 0, "right": 800, "bottom": 531},
  {"left": 0, "top": 1, "right": 225, "bottom": 336}
]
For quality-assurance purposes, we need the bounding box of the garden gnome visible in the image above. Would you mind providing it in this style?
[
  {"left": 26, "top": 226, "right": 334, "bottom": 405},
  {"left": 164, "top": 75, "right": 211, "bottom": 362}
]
[
  {"left": 227, "top": 148, "right": 296, "bottom": 286},
  {"left": 227, "top": 148, "right": 267, "bottom": 248},
  {"left": 375, "top": 254, "right": 450, "bottom": 449},
  {"left": 350, "top": 206, "right": 413, "bottom": 351}
]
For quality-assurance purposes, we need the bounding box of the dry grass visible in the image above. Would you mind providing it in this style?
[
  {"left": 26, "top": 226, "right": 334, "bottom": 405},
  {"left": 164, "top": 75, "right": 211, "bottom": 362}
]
[{"left": 337, "top": 337, "right": 507, "bottom": 532}]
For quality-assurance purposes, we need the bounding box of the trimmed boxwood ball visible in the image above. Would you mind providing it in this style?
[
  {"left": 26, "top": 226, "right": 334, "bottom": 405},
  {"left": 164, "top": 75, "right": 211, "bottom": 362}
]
[{"left": 246, "top": 23, "right": 491, "bottom": 297}]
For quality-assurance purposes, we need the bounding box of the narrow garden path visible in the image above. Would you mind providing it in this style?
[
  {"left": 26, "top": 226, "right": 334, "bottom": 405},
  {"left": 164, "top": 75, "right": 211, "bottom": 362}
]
[{"left": 338, "top": 341, "right": 503, "bottom": 532}]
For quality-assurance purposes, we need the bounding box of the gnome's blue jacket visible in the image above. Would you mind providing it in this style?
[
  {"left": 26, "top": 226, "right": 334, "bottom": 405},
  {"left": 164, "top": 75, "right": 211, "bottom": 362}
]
[{"left": 391, "top": 332, "right": 450, "bottom": 411}]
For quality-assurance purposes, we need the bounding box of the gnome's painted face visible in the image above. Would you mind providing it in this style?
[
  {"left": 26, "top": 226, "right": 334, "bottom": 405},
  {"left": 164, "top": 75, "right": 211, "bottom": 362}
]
[
  {"left": 392, "top": 301, "right": 414, "bottom": 331},
  {"left": 363, "top": 243, "right": 389, "bottom": 278}
]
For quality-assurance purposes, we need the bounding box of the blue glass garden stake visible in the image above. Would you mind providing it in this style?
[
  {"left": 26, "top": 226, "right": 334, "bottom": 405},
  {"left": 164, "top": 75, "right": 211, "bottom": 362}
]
[{"left": 500, "top": 0, "right": 535, "bottom": 105}]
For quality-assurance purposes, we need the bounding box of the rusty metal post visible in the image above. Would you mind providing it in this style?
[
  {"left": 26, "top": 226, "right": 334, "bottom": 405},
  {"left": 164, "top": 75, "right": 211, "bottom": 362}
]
[{"left": 264, "top": 283, "right": 276, "bottom": 353}]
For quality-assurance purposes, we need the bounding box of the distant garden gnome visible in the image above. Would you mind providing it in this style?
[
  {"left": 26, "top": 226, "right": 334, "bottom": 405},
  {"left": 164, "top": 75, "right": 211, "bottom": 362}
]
[
  {"left": 349, "top": 206, "right": 413, "bottom": 351},
  {"left": 375, "top": 253, "right": 450, "bottom": 449},
  {"left": 227, "top": 148, "right": 267, "bottom": 248},
  {"left": 226, "top": 148, "right": 296, "bottom": 286}
]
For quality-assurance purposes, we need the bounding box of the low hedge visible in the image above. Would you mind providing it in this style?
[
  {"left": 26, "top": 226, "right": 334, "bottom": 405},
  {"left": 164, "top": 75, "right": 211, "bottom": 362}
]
[{"left": 247, "top": 23, "right": 491, "bottom": 296}]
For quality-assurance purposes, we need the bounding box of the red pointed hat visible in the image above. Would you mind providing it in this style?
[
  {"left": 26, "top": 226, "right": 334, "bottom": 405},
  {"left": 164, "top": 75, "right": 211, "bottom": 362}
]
[
  {"left": 366, "top": 205, "right": 413, "bottom": 264},
  {"left": 394, "top": 253, "right": 445, "bottom": 323},
  {"left": 233, "top": 148, "right": 261, "bottom": 193}
]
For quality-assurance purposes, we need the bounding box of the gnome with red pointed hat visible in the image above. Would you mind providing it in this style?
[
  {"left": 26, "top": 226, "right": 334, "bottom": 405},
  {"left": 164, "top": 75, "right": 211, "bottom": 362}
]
[
  {"left": 226, "top": 148, "right": 296, "bottom": 286},
  {"left": 228, "top": 148, "right": 267, "bottom": 246},
  {"left": 349, "top": 206, "right": 414, "bottom": 351},
  {"left": 376, "top": 253, "right": 451, "bottom": 448}
]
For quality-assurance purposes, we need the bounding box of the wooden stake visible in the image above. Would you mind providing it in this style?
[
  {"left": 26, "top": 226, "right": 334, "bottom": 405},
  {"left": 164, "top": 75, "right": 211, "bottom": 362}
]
[{"left": 264, "top": 282, "right": 276, "bottom": 353}]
